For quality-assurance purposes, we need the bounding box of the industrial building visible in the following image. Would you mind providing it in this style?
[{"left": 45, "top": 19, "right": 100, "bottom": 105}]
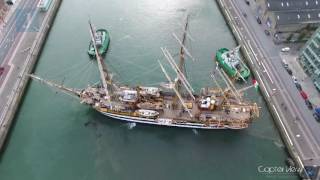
[{"left": 256, "top": 0, "right": 320, "bottom": 42}]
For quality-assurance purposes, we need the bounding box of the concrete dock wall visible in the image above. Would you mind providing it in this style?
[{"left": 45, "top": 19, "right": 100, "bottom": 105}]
[
  {"left": 215, "top": 0, "right": 307, "bottom": 179},
  {"left": 0, "top": 0, "right": 62, "bottom": 152}
]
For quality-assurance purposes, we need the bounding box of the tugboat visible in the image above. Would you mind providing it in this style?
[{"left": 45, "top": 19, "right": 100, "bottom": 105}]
[
  {"left": 215, "top": 46, "right": 250, "bottom": 81},
  {"left": 88, "top": 29, "right": 110, "bottom": 57}
]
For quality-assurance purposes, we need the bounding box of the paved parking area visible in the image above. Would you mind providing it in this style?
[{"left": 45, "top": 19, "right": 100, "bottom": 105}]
[{"left": 280, "top": 52, "right": 320, "bottom": 107}]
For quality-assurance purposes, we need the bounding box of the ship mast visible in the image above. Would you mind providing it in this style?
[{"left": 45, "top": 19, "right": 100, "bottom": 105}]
[
  {"left": 169, "top": 14, "right": 192, "bottom": 108},
  {"left": 177, "top": 14, "right": 189, "bottom": 94},
  {"left": 88, "top": 21, "right": 110, "bottom": 99}
]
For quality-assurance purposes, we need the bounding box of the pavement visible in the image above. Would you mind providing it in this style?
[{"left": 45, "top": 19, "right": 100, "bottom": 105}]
[
  {"left": 280, "top": 52, "right": 320, "bottom": 107},
  {"left": 219, "top": 0, "right": 320, "bottom": 178},
  {"left": 0, "top": 0, "right": 48, "bottom": 147},
  {"left": 0, "top": 0, "right": 39, "bottom": 64}
]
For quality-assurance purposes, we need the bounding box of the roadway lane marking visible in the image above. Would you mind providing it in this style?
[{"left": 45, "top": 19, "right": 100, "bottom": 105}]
[
  {"left": 255, "top": 70, "right": 270, "bottom": 98},
  {"left": 0, "top": 0, "right": 40, "bottom": 64},
  {"left": 296, "top": 156, "right": 306, "bottom": 175},
  {"left": 0, "top": 0, "right": 30, "bottom": 48},
  {"left": 233, "top": 25, "right": 242, "bottom": 41},
  {"left": 242, "top": 45, "right": 253, "bottom": 64},
  {"left": 224, "top": 2, "right": 243, "bottom": 42},
  {"left": 0, "top": 7, "right": 38, "bottom": 94},
  {"left": 272, "top": 104, "right": 294, "bottom": 146},
  {"left": 261, "top": 62, "right": 274, "bottom": 84},
  {"left": 247, "top": 40, "right": 261, "bottom": 66}
]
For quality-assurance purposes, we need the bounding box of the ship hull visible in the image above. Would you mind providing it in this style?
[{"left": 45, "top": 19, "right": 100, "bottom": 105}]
[
  {"left": 88, "top": 29, "right": 110, "bottom": 57},
  {"left": 98, "top": 110, "right": 246, "bottom": 130}
]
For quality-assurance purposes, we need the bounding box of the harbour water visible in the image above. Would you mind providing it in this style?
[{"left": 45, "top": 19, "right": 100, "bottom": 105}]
[{"left": 0, "top": 0, "right": 298, "bottom": 179}]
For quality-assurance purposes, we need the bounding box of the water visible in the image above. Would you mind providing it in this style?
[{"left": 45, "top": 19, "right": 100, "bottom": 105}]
[{"left": 0, "top": 0, "right": 298, "bottom": 179}]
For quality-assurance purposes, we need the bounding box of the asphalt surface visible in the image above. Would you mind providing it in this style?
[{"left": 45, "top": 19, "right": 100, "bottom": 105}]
[
  {"left": 0, "top": 0, "right": 39, "bottom": 64},
  {"left": 220, "top": 0, "right": 320, "bottom": 170},
  {"left": 0, "top": 0, "right": 45, "bottom": 129}
]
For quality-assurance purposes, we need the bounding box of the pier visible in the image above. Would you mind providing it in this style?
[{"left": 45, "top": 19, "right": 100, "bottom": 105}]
[
  {"left": 216, "top": 0, "right": 320, "bottom": 179},
  {"left": 0, "top": 0, "right": 62, "bottom": 151}
]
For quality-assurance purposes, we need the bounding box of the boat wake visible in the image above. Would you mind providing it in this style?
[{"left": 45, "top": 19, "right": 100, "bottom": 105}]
[
  {"left": 117, "top": 35, "right": 131, "bottom": 42},
  {"left": 273, "top": 140, "right": 284, "bottom": 149},
  {"left": 192, "top": 129, "right": 199, "bottom": 135},
  {"left": 127, "top": 122, "right": 136, "bottom": 130}
]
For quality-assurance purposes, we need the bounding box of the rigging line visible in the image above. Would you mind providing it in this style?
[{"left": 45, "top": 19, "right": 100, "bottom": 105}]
[
  {"left": 105, "top": 60, "right": 123, "bottom": 82},
  {"left": 85, "top": 63, "right": 96, "bottom": 84},
  {"left": 158, "top": 60, "right": 193, "bottom": 117},
  {"left": 45, "top": 60, "right": 94, "bottom": 79},
  {"left": 109, "top": 54, "right": 147, "bottom": 71},
  {"left": 72, "top": 63, "right": 93, "bottom": 85},
  {"left": 66, "top": 61, "right": 94, "bottom": 83},
  {"left": 64, "top": 60, "right": 97, "bottom": 86},
  {"left": 126, "top": 64, "right": 160, "bottom": 83},
  {"left": 51, "top": 59, "right": 94, "bottom": 76},
  {"left": 162, "top": 47, "right": 194, "bottom": 92}
]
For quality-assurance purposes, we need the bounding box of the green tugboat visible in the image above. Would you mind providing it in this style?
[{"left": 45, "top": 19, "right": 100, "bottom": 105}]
[
  {"left": 88, "top": 29, "right": 110, "bottom": 57},
  {"left": 215, "top": 46, "right": 250, "bottom": 81}
]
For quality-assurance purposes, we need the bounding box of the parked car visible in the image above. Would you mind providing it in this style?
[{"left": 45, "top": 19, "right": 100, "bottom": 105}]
[
  {"left": 256, "top": 16, "right": 262, "bottom": 24},
  {"left": 300, "top": 90, "right": 308, "bottom": 100},
  {"left": 264, "top": 29, "right": 270, "bottom": 36},
  {"left": 242, "top": 12, "right": 247, "bottom": 18},
  {"left": 286, "top": 68, "right": 293, "bottom": 75},
  {"left": 5, "top": 0, "right": 16, "bottom": 5},
  {"left": 281, "top": 47, "right": 290, "bottom": 52},
  {"left": 281, "top": 59, "right": 288, "bottom": 67},
  {"left": 305, "top": 99, "right": 313, "bottom": 110},
  {"left": 292, "top": 76, "right": 298, "bottom": 84},
  {"left": 284, "top": 64, "right": 289, "bottom": 69},
  {"left": 0, "top": 67, "right": 4, "bottom": 76},
  {"left": 295, "top": 83, "right": 302, "bottom": 91},
  {"left": 313, "top": 108, "right": 320, "bottom": 122},
  {"left": 245, "top": 0, "right": 250, "bottom": 5}
]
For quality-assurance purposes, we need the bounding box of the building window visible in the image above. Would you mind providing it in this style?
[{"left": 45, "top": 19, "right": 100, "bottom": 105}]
[
  {"left": 267, "top": 3, "right": 270, "bottom": 7},
  {"left": 287, "top": 2, "right": 289, "bottom": 6},
  {"left": 297, "top": 14, "right": 301, "bottom": 19},
  {"left": 277, "top": 15, "right": 280, "bottom": 20},
  {"left": 308, "top": 14, "right": 311, "bottom": 19},
  {"left": 306, "top": 1, "right": 309, "bottom": 6},
  {"left": 281, "top": 2, "right": 284, "bottom": 7}
]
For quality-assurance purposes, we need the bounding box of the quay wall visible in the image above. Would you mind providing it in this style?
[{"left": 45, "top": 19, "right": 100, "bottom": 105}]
[
  {"left": 215, "top": 0, "right": 307, "bottom": 179},
  {"left": 0, "top": 0, "right": 62, "bottom": 151}
]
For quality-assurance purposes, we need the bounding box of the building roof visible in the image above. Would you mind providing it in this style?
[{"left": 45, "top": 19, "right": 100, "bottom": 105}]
[
  {"left": 274, "top": 10, "right": 320, "bottom": 25},
  {"left": 266, "top": 0, "right": 320, "bottom": 12}
]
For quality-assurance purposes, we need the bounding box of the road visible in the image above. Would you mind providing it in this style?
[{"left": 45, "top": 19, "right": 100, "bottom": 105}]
[
  {"left": 0, "top": 0, "right": 45, "bottom": 137},
  {"left": 0, "top": 0, "right": 39, "bottom": 64},
  {"left": 218, "top": 0, "right": 320, "bottom": 178}
]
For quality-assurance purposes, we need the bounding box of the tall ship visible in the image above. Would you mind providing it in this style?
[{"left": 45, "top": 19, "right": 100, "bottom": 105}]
[
  {"left": 215, "top": 46, "right": 250, "bottom": 81},
  {"left": 88, "top": 28, "right": 110, "bottom": 57},
  {"left": 29, "top": 17, "right": 259, "bottom": 130}
]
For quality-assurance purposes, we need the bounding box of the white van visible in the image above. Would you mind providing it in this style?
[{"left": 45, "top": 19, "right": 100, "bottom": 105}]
[{"left": 281, "top": 47, "right": 290, "bottom": 52}]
